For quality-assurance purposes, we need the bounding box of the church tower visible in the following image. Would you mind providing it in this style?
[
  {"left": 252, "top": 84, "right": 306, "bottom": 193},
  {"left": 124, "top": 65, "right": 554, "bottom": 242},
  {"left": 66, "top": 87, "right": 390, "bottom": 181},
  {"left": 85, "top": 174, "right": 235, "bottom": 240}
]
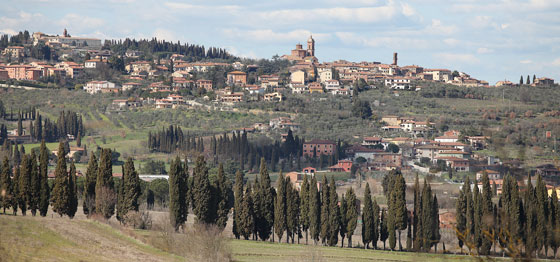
[{"left": 307, "top": 35, "right": 315, "bottom": 57}]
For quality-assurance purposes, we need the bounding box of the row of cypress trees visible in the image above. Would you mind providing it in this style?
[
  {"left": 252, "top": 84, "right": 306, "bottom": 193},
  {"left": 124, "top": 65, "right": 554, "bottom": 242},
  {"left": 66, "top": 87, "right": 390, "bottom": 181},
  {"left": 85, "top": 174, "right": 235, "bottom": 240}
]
[
  {"left": 167, "top": 155, "right": 232, "bottom": 231},
  {"left": 0, "top": 140, "right": 50, "bottom": 216},
  {"left": 456, "top": 172, "right": 560, "bottom": 258},
  {"left": 0, "top": 141, "right": 141, "bottom": 224}
]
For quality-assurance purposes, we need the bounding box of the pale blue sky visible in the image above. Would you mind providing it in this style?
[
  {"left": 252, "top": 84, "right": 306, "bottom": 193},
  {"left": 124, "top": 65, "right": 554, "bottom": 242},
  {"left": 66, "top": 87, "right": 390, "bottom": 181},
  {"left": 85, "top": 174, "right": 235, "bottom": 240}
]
[{"left": 1, "top": 0, "right": 560, "bottom": 84}]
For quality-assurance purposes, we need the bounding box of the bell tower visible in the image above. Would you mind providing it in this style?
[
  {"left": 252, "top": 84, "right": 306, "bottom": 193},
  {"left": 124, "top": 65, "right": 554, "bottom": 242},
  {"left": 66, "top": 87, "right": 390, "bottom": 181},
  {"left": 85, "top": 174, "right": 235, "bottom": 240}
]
[{"left": 307, "top": 35, "right": 315, "bottom": 57}]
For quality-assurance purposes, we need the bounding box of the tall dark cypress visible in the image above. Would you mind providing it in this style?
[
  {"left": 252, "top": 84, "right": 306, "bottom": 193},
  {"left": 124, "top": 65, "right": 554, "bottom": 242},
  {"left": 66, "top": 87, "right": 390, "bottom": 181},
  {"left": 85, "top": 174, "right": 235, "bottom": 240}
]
[
  {"left": 1, "top": 157, "right": 13, "bottom": 214},
  {"left": 95, "top": 148, "right": 115, "bottom": 219},
  {"left": 339, "top": 194, "right": 348, "bottom": 248},
  {"left": 215, "top": 163, "right": 231, "bottom": 229},
  {"left": 257, "top": 158, "right": 274, "bottom": 241},
  {"left": 309, "top": 175, "right": 321, "bottom": 245},
  {"left": 193, "top": 156, "right": 211, "bottom": 224},
  {"left": 38, "top": 141, "right": 49, "bottom": 217},
  {"left": 83, "top": 153, "right": 97, "bottom": 216},
  {"left": 286, "top": 181, "right": 300, "bottom": 244},
  {"left": 362, "top": 182, "right": 374, "bottom": 249},
  {"left": 29, "top": 151, "right": 40, "bottom": 216},
  {"left": 300, "top": 174, "right": 310, "bottom": 244},
  {"left": 346, "top": 187, "right": 358, "bottom": 248},
  {"left": 535, "top": 174, "right": 548, "bottom": 257},
  {"left": 233, "top": 170, "right": 244, "bottom": 239},
  {"left": 240, "top": 184, "right": 254, "bottom": 240},
  {"left": 124, "top": 158, "right": 141, "bottom": 214},
  {"left": 391, "top": 172, "right": 407, "bottom": 251},
  {"left": 455, "top": 182, "right": 466, "bottom": 252},
  {"left": 18, "top": 154, "right": 31, "bottom": 216},
  {"left": 372, "top": 198, "right": 380, "bottom": 249},
  {"left": 413, "top": 174, "right": 422, "bottom": 251},
  {"left": 320, "top": 176, "right": 330, "bottom": 244},
  {"left": 274, "top": 173, "right": 286, "bottom": 242},
  {"left": 67, "top": 161, "right": 78, "bottom": 218},
  {"left": 327, "top": 177, "right": 339, "bottom": 247},
  {"left": 169, "top": 156, "right": 187, "bottom": 230},
  {"left": 380, "top": 208, "right": 388, "bottom": 250},
  {"left": 480, "top": 172, "right": 494, "bottom": 254},
  {"left": 51, "top": 142, "right": 68, "bottom": 217},
  {"left": 432, "top": 195, "right": 440, "bottom": 252}
]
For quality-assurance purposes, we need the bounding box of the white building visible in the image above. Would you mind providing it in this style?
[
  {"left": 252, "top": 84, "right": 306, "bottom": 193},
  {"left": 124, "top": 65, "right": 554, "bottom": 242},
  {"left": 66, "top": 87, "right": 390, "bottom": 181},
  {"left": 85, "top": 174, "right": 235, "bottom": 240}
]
[
  {"left": 84, "top": 81, "right": 119, "bottom": 94},
  {"left": 385, "top": 77, "right": 411, "bottom": 89},
  {"left": 324, "top": 79, "right": 340, "bottom": 90}
]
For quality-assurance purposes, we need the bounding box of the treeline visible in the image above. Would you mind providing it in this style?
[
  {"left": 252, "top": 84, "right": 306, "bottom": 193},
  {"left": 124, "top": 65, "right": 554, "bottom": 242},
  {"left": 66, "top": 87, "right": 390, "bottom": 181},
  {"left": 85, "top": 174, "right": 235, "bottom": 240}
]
[
  {"left": 102, "top": 38, "right": 233, "bottom": 60},
  {"left": 455, "top": 173, "right": 560, "bottom": 258},
  {"left": 148, "top": 126, "right": 344, "bottom": 172},
  {"left": 230, "top": 166, "right": 442, "bottom": 253},
  {"left": 28, "top": 111, "right": 84, "bottom": 142},
  {"left": 147, "top": 125, "right": 203, "bottom": 153},
  {"left": 167, "top": 156, "right": 232, "bottom": 230},
  {"left": 0, "top": 141, "right": 51, "bottom": 216},
  {"left": 0, "top": 30, "right": 31, "bottom": 49}
]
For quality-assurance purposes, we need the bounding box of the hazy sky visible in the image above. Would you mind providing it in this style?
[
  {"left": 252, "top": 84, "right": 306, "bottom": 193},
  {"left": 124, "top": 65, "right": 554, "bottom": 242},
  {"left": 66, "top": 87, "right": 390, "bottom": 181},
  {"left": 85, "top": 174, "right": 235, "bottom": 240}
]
[{"left": 1, "top": 0, "right": 560, "bottom": 84}]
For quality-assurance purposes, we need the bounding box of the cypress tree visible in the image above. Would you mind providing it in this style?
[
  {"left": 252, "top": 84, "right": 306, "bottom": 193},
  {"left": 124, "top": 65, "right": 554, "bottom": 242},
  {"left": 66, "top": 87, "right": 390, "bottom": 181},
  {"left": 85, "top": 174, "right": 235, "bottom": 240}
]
[
  {"left": 51, "top": 142, "right": 68, "bottom": 217},
  {"left": 83, "top": 153, "right": 97, "bottom": 216},
  {"left": 526, "top": 75, "right": 530, "bottom": 85},
  {"left": 413, "top": 174, "right": 423, "bottom": 251},
  {"left": 432, "top": 195, "right": 440, "bottom": 253},
  {"left": 456, "top": 183, "right": 467, "bottom": 252},
  {"left": 362, "top": 182, "right": 374, "bottom": 249},
  {"left": 39, "top": 141, "right": 49, "bottom": 217},
  {"left": 233, "top": 170, "right": 244, "bottom": 239},
  {"left": 380, "top": 208, "right": 388, "bottom": 250},
  {"left": 95, "top": 148, "right": 115, "bottom": 219},
  {"left": 300, "top": 174, "right": 310, "bottom": 244},
  {"left": 520, "top": 75, "right": 524, "bottom": 85},
  {"left": 257, "top": 158, "right": 274, "bottom": 241},
  {"left": 549, "top": 190, "right": 559, "bottom": 257},
  {"left": 169, "top": 156, "right": 187, "bottom": 230},
  {"left": 11, "top": 160, "right": 19, "bottom": 215},
  {"left": 373, "top": 198, "right": 380, "bottom": 249},
  {"left": 473, "top": 186, "right": 483, "bottom": 252},
  {"left": 67, "top": 161, "right": 78, "bottom": 218},
  {"left": 309, "top": 175, "right": 321, "bottom": 245},
  {"left": 339, "top": 194, "right": 348, "bottom": 248},
  {"left": 1, "top": 157, "right": 13, "bottom": 214},
  {"left": 215, "top": 163, "right": 231, "bottom": 230},
  {"left": 274, "top": 173, "right": 286, "bottom": 242},
  {"left": 391, "top": 172, "right": 407, "bottom": 251},
  {"left": 535, "top": 174, "right": 548, "bottom": 257},
  {"left": 116, "top": 166, "right": 125, "bottom": 223},
  {"left": 389, "top": 208, "right": 396, "bottom": 250},
  {"left": 480, "top": 172, "right": 494, "bottom": 255},
  {"left": 19, "top": 154, "right": 32, "bottom": 216},
  {"left": 421, "top": 180, "right": 434, "bottom": 251},
  {"left": 286, "top": 181, "right": 300, "bottom": 244},
  {"left": 124, "top": 158, "right": 141, "bottom": 215},
  {"left": 240, "top": 184, "right": 254, "bottom": 240},
  {"left": 29, "top": 151, "right": 40, "bottom": 216},
  {"left": 346, "top": 187, "right": 358, "bottom": 248},
  {"left": 327, "top": 177, "right": 339, "bottom": 247},
  {"left": 192, "top": 156, "right": 211, "bottom": 224},
  {"left": 320, "top": 176, "right": 330, "bottom": 244}
]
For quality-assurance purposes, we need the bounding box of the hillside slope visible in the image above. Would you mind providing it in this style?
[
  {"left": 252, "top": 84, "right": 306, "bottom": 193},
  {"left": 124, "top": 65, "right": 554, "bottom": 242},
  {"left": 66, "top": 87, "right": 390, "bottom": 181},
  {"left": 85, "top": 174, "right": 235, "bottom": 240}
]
[{"left": 0, "top": 215, "right": 180, "bottom": 262}]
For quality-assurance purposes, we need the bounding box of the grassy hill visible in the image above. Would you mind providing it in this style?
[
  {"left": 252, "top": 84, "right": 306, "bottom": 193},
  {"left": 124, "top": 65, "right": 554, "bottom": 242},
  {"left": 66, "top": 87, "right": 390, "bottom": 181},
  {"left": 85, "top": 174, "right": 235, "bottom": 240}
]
[{"left": 0, "top": 214, "right": 479, "bottom": 262}]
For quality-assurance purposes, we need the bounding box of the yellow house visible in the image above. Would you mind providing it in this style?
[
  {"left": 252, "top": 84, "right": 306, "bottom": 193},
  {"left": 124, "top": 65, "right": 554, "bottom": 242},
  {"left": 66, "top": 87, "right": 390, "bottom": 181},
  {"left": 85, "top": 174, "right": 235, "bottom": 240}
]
[
  {"left": 290, "top": 70, "right": 306, "bottom": 84},
  {"left": 381, "top": 116, "right": 401, "bottom": 126},
  {"left": 308, "top": 82, "right": 324, "bottom": 93}
]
